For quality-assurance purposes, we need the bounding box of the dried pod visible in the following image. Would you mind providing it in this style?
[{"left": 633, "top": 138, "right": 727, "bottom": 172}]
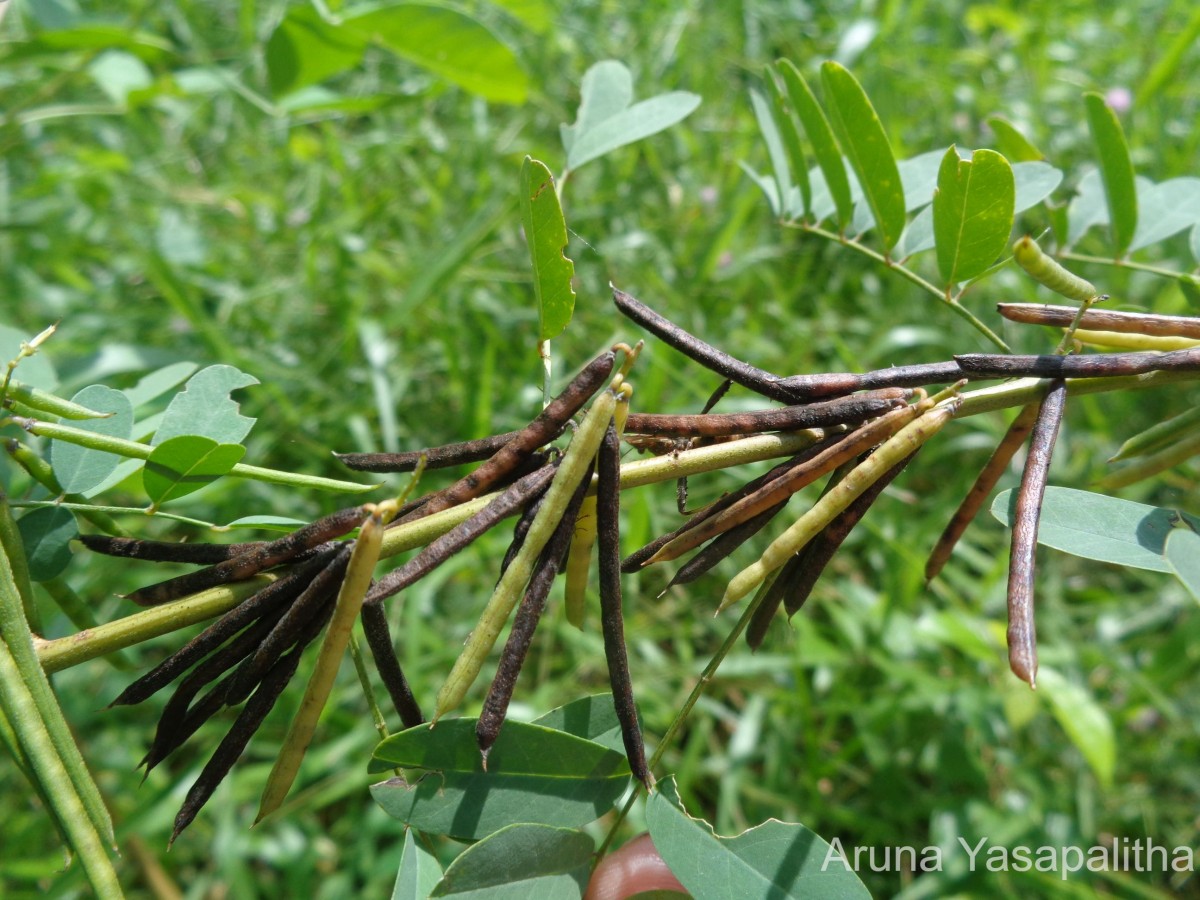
[
  {"left": 997, "top": 303, "right": 1200, "bottom": 340},
  {"left": 80, "top": 534, "right": 267, "bottom": 564},
  {"left": 335, "top": 430, "right": 523, "bottom": 473},
  {"left": 1007, "top": 380, "right": 1068, "bottom": 688},
  {"left": 954, "top": 348, "right": 1200, "bottom": 380},
  {"left": 360, "top": 602, "right": 424, "bottom": 729}
]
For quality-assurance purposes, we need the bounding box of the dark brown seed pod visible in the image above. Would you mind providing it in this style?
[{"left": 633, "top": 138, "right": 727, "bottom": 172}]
[
  {"left": 335, "top": 430, "right": 524, "bottom": 473},
  {"left": 223, "top": 547, "right": 351, "bottom": 707},
  {"left": 595, "top": 419, "right": 652, "bottom": 787},
  {"left": 666, "top": 499, "right": 790, "bottom": 590},
  {"left": 746, "top": 450, "right": 919, "bottom": 650},
  {"left": 623, "top": 390, "right": 911, "bottom": 438},
  {"left": 140, "top": 608, "right": 287, "bottom": 773},
  {"left": 646, "top": 403, "right": 920, "bottom": 566},
  {"left": 110, "top": 553, "right": 333, "bottom": 709},
  {"left": 476, "top": 466, "right": 593, "bottom": 760},
  {"left": 360, "top": 602, "right": 424, "bottom": 729},
  {"left": 619, "top": 439, "right": 842, "bottom": 573},
  {"left": 168, "top": 632, "right": 317, "bottom": 844},
  {"left": 997, "top": 303, "right": 1200, "bottom": 339},
  {"left": 925, "top": 403, "right": 1041, "bottom": 582},
  {"left": 391, "top": 351, "right": 616, "bottom": 526},
  {"left": 79, "top": 534, "right": 268, "bottom": 564},
  {"left": 125, "top": 505, "right": 368, "bottom": 606},
  {"left": 613, "top": 288, "right": 798, "bottom": 402},
  {"left": 365, "top": 463, "right": 558, "bottom": 607},
  {"left": 955, "top": 348, "right": 1200, "bottom": 380},
  {"left": 775, "top": 361, "right": 966, "bottom": 402},
  {"left": 1008, "top": 380, "right": 1068, "bottom": 688},
  {"left": 701, "top": 379, "right": 733, "bottom": 413}
]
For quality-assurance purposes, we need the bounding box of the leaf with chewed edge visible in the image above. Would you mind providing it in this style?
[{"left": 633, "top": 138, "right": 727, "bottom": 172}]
[{"left": 646, "top": 777, "right": 871, "bottom": 899}]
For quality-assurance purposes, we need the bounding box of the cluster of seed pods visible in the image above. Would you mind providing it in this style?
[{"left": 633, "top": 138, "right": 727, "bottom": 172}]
[{"left": 85, "top": 270, "right": 1200, "bottom": 836}]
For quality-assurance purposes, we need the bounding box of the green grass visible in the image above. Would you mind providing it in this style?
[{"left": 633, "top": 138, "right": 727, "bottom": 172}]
[{"left": 2, "top": 1, "right": 1200, "bottom": 896}]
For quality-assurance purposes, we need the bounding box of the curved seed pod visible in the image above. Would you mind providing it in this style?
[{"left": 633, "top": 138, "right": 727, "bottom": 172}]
[
  {"left": 1008, "top": 380, "right": 1067, "bottom": 688},
  {"left": 224, "top": 547, "right": 352, "bottom": 707},
  {"left": 746, "top": 555, "right": 805, "bottom": 651},
  {"left": 366, "top": 463, "right": 558, "bottom": 606},
  {"left": 433, "top": 373, "right": 624, "bottom": 722},
  {"left": 393, "top": 350, "right": 617, "bottom": 526},
  {"left": 258, "top": 502, "right": 395, "bottom": 822},
  {"left": 1012, "top": 236, "right": 1097, "bottom": 302},
  {"left": 647, "top": 402, "right": 922, "bottom": 566},
  {"left": 925, "top": 402, "right": 1041, "bottom": 582},
  {"left": 613, "top": 288, "right": 796, "bottom": 402},
  {"left": 619, "top": 438, "right": 842, "bottom": 572},
  {"left": 110, "top": 553, "right": 331, "bottom": 708},
  {"left": 998, "top": 303, "right": 1200, "bottom": 340},
  {"left": 666, "top": 498, "right": 789, "bottom": 590},
  {"left": 360, "top": 602, "right": 424, "bottom": 728},
  {"left": 954, "top": 348, "right": 1200, "bottom": 380},
  {"left": 596, "top": 419, "right": 652, "bottom": 787},
  {"left": 623, "top": 390, "right": 910, "bottom": 437},
  {"left": 775, "top": 361, "right": 964, "bottom": 402},
  {"left": 476, "top": 469, "right": 592, "bottom": 761},
  {"left": 335, "top": 430, "right": 523, "bottom": 473},
  {"left": 81, "top": 534, "right": 267, "bottom": 564},
  {"left": 125, "top": 505, "right": 368, "bottom": 606},
  {"left": 721, "top": 401, "right": 960, "bottom": 611}
]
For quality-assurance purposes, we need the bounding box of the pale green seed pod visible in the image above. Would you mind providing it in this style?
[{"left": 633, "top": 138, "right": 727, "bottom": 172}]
[{"left": 1013, "top": 236, "right": 1097, "bottom": 303}]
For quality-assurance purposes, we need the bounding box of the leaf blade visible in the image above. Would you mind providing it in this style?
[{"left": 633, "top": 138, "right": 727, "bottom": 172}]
[
  {"left": 933, "top": 146, "right": 1015, "bottom": 285},
  {"left": 519, "top": 158, "right": 576, "bottom": 343},
  {"left": 1084, "top": 92, "right": 1138, "bottom": 256},
  {"left": 776, "top": 60, "right": 852, "bottom": 228}
]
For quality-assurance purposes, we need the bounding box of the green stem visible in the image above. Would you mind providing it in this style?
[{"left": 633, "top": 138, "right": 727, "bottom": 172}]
[
  {"left": 7, "top": 417, "right": 378, "bottom": 494},
  {"left": 795, "top": 223, "right": 1012, "bottom": 352},
  {"left": 1059, "top": 251, "right": 1185, "bottom": 281},
  {"left": 35, "top": 365, "right": 1200, "bottom": 673}
]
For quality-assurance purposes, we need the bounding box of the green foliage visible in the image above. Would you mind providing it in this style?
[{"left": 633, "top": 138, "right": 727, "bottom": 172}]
[
  {"left": 4, "top": 2, "right": 1200, "bottom": 897},
  {"left": 933, "top": 147, "right": 1015, "bottom": 286},
  {"left": 49, "top": 385, "right": 133, "bottom": 493},
  {"left": 428, "top": 824, "right": 593, "bottom": 898},
  {"left": 1084, "top": 92, "right": 1138, "bottom": 256},
  {"left": 519, "top": 158, "right": 575, "bottom": 343},
  {"left": 646, "top": 777, "right": 871, "bottom": 899},
  {"left": 143, "top": 435, "right": 246, "bottom": 508}
]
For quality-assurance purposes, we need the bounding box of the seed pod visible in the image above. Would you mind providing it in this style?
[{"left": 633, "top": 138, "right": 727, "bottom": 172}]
[
  {"left": 775, "top": 361, "right": 964, "bottom": 403},
  {"left": 433, "top": 372, "right": 625, "bottom": 722},
  {"left": 366, "top": 463, "right": 558, "bottom": 606},
  {"left": 392, "top": 350, "right": 618, "bottom": 526},
  {"left": 476, "top": 469, "right": 592, "bottom": 760},
  {"left": 613, "top": 288, "right": 796, "bottom": 402},
  {"left": 954, "top": 348, "right": 1200, "bottom": 380},
  {"left": 1012, "top": 236, "right": 1097, "bottom": 302},
  {"left": 497, "top": 479, "right": 553, "bottom": 582},
  {"left": 125, "top": 505, "right": 368, "bottom": 606},
  {"left": 335, "top": 430, "right": 523, "bottom": 473},
  {"left": 81, "top": 534, "right": 268, "bottom": 564},
  {"left": 666, "top": 498, "right": 790, "bottom": 590},
  {"left": 998, "top": 303, "right": 1200, "bottom": 340},
  {"left": 648, "top": 402, "right": 922, "bottom": 566},
  {"left": 1007, "top": 380, "right": 1067, "bottom": 688},
  {"left": 258, "top": 503, "right": 395, "bottom": 822},
  {"left": 623, "top": 390, "right": 910, "bottom": 438},
  {"left": 746, "top": 449, "right": 920, "bottom": 650},
  {"left": 110, "top": 553, "right": 331, "bottom": 708},
  {"left": 925, "top": 403, "right": 1041, "bottom": 582},
  {"left": 620, "top": 440, "right": 841, "bottom": 573},
  {"left": 563, "top": 492, "right": 598, "bottom": 629},
  {"left": 595, "top": 419, "right": 652, "bottom": 787},
  {"left": 224, "top": 547, "right": 352, "bottom": 707},
  {"left": 169, "top": 632, "right": 317, "bottom": 844},
  {"left": 721, "top": 401, "right": 960, "bottom": 611},
  {"left": 360, "top": 602, "right": 424, "bottom": 728}
]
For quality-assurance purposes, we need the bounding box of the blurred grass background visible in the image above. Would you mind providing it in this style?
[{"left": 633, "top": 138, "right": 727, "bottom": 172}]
[{"left": 2, "top": 1, "right": 1199, "bottom": 897}]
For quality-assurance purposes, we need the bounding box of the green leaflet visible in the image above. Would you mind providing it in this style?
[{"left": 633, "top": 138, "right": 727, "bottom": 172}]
[
  {"left": 519, "top": 158, "right": 576, "bottom": 343},
  {"left": 1037, "top": 667, "right": 1115, "bottom": 788},
  {"left": 49, "top": 385, "right": 134, "bottom": 494},
  {"left": 646, "top": 776, "right": 871, "bottom": 899},
  {"left": 932, "top": 146, "right": 1015, "bottom": 286},
  {"left": 1084, "top": 91, "right": 1137, "bottom": 257},
  {"left": 560, "top": 60, "right": 700, "bottom": 172},
  {"left": 765, "top": 68, "right": 811, "bottom": 217},
  {"left": 153, "top": 364, "right": 258, "bottom": 446},
  {"left": 429, "top": 824, "right": 592, "bottom": 898},
  {"left": 392, "top": 828, "right": 444, "bottom": 900},
  {"left": 776, "top": 59, "right": 852, "bottom": 229},
  {"left": 820, "top": 61, "right": 905, "bottom": 251},
  {"left": 370, "top": 719, "right": 630, "bottom": 840},
  {"left": 143, "top": 435, "right": 247, "bottom": 508}
]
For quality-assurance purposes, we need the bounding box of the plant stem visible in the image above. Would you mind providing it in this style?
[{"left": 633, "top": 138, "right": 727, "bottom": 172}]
[
  {"left": 794, "top": 223, "right": 1012, "bottom": 352},
  {"left": 1059, "top": 251, "right": 1183, "bottom": 280}
]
